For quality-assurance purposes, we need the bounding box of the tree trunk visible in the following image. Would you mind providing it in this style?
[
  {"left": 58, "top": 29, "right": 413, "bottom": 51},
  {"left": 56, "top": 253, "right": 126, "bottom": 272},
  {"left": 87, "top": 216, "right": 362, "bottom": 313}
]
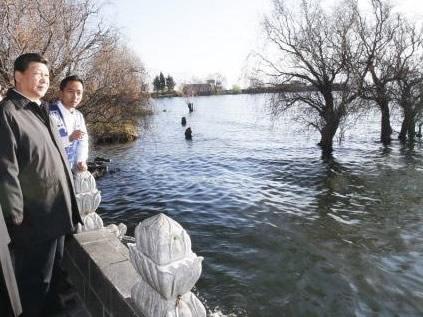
[
  {"left": 398, "top": 107, "right": 414, "bottom": 142},
  {"left": 318, "top": 116, "right": 339, "bottom": 155},
  {"left": 417, "top": 124, "right": 423, "bottom": 138},
  {"left": 380, "top": 103, "right": 392, "bottom": 145},
  {"left": 399, "top": 112, "right": 409, "bottom": 142},
  {"left": 408, "top": 117, "right": 416, "bottom": 141},
  {"left": 317, "top": 92, "right": 340, "bottom": 155}
]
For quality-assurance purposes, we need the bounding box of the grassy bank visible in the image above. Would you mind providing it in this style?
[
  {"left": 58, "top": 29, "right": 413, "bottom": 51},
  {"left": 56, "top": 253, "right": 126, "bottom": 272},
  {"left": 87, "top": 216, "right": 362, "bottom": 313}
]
[
  {"left": 90, "top": 122, "right": 139, "bottom": 144},
  {"left": 88, "top": 106, "right": 153, "bottom": 145}
]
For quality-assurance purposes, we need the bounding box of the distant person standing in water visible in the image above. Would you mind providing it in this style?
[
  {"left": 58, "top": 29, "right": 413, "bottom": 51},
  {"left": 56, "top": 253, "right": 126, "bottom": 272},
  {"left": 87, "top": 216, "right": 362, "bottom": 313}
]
[
  {"left": 187, "top": 102, "right": 194, "bottom": 112},
  {"left": 0, "top": 53, "right": 81, "bottom": 316},
  {"left": 49, "top": 75, "right": 89, "bottom": 171}
]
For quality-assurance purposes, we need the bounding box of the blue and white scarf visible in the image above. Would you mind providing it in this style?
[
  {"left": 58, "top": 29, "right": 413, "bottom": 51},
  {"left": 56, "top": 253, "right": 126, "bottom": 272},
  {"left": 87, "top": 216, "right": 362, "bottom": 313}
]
[{"left": 49, "top": 103, "right": 79, "bottom": 168}]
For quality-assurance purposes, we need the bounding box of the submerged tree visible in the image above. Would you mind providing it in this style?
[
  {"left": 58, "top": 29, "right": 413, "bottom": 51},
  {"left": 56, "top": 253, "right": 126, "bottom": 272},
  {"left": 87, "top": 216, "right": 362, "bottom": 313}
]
[
  {"left": 390, "top": 17, "right": 423, "bottom": 142},
  {"left": 258, "top": 0, "right": 367, "bottom": 154},
  {"left": 356, "top": 0, "right": 401, "bottom": 145},
  {"left": 396, "top": 70, "right": 423, "bottom": 142},
  {"left": 255, "top": 0, "right": 423, "bottom": 152}
]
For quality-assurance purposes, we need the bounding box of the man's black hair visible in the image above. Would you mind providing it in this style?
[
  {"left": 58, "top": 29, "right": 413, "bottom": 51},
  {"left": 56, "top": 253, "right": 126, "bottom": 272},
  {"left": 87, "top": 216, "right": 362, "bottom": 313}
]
[
  {"left": 14, "top": 53, "right": 48, "bottom": 73},
  {"left": 60, "top": 75, "right": 84, "bottom": 91}
]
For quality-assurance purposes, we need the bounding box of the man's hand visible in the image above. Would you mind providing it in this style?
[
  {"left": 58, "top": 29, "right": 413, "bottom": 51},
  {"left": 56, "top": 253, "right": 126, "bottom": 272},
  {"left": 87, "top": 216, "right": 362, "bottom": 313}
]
[
  {"left": 69, "top": 129, "right": 85, "bottom": 142},
  {"left": 76, "top": 161, "right": 88, "bottom": 171}
]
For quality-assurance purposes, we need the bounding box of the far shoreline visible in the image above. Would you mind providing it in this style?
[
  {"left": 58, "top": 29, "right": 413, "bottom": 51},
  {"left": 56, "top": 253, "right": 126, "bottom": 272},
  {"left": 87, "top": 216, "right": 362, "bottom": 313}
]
[{"left": 150, "top": 83, "right": 342, "bottom": 99}]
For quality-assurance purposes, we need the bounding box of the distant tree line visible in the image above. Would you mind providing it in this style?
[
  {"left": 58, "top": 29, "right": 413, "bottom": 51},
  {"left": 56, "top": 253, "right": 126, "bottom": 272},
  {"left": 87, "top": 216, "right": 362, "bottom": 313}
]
[
  {"left": 0, "top": 0, "right": 151, "bottom": 143},
  {"left": 153, "top": 72, "right": 176, "bottom": 92},
  {"left": 253, "top": 0, "right": 423, "bottom": 155}
]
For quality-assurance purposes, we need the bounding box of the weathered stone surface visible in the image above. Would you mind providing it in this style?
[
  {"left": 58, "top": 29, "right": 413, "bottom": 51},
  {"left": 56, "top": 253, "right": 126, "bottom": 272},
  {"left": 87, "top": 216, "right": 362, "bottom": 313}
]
[
  {"left": 131, "top": 280, "right": 206, "bottom": 317},
  {"left": 65, "top": 232, "right": 142, "bottom": 317},
  {"left": 134, "top": 213, "right": 192, "bottom": 266},
  {"left": 74, "top": 171, "right": 97, "bottom": 193},
  {"left": 130, "top": 213, "right": 206, "bottom": 317},
  {"left": 83, "top": 238, "right": 128, "bottom": 269},
  {"left": 71, "top": 228, "right": 116, "bottom": 245},
  {"left": 106, "top": 223, "right": 128, "bottom": 240},
  {"left": 76, "top": 191, "right": 101, "bottom": 216},
  {"left": 77, "top": 213, "right": 104, "bottom": 233},
  {"left": 74, "top": 171, "right": 127, "bottom": 240},
  {"left": 74, "top": 171, "right": 103, "bottom": 232},
  {"left": 128, "top": 243, "right": 203, "bottom": 299}
]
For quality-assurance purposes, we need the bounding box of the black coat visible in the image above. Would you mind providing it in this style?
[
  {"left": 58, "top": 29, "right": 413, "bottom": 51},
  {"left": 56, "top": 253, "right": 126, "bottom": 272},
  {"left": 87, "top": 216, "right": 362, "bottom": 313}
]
[
  {"left": 0, "top": 205, "right": 22, "bottom": 316},
  {"left": 0, "top": 89, "right": 82, "bottom": 246}
]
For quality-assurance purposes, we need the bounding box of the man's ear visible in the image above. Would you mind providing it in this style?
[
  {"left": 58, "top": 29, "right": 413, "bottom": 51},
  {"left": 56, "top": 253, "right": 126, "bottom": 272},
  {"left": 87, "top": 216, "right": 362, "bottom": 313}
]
[{"left": 14, "top": 71, "right": 22, "bottom": 87}]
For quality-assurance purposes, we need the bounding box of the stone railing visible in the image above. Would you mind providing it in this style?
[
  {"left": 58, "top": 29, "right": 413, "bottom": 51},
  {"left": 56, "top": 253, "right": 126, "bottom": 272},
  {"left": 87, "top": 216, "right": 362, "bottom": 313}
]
[
  {"left": 70, "top": 171, "right": 206, "bottom": 317},
  {"left": 74, "top": 171, "right": 126, "bottom": 239},
  {"left": 129, "top": 214, "right": 206, "bottom": 317}
]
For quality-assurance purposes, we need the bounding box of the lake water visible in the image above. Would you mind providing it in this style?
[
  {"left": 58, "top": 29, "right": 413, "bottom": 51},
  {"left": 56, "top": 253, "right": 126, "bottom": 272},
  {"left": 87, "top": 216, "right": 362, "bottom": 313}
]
[{"left": 94, "top": 94, "right": 423, "bottom": 317}]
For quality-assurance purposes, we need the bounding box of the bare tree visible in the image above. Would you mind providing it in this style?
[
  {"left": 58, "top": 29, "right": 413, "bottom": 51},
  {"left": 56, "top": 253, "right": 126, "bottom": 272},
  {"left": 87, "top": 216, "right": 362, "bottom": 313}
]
[
  {"left": 257, "top": 0, "right": 367, "bottom": 154},
  {"left": 80, "top": 41, "right": 151, "bottom": 143},
  {"left": 0, "top": 0, "right": 111, "bottom": 90},
  {"left": 390, "top": 17, "right": 423, "bottom": 142},
  {"left": 0, "top": 0, "right": 150, "bottom": 143},
  {"left": 396, "top": 72, "right": 423, "bottom": 142},
  {"left": 356, "top": 0, "right": 402, "bottom": 145}
]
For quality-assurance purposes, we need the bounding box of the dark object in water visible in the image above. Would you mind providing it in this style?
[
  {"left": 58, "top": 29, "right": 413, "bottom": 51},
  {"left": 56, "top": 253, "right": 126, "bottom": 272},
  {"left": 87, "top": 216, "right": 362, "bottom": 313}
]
[
  {"left": 181, "top": 117, "right": 187, "bottom": 126},
  {"left": 187, "top": 102, "right": 194, "bottom": 112},
  {"left": 185, "top": 127, "right": 192, "bottom": 140},
  {"left": 88, "top": 157, "right": 113, "bottom": 178},
  {"left": 95, "top": 156, "right": 111, "bottom": 163},
  {"left": 87, "top": 162, "right": 108, "bottom": 179}
]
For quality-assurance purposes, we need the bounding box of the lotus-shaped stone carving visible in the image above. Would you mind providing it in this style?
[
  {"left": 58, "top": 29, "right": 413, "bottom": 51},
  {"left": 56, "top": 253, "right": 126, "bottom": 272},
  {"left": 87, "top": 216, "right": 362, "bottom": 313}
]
[
  {"left": 131, "top": 279, "right": 206, "bottom": 317},
  {"left": 128, "top": 243, "right": 203, "bottom": 299},
  {"left": 75, "top": 190, "right": 101, "bottom": 216},
  {"left": 134, "top": 213, "right": 192, "bottom": 265},
  {"left": 74, "top": 171, "right": 97, "bottom": 193}
]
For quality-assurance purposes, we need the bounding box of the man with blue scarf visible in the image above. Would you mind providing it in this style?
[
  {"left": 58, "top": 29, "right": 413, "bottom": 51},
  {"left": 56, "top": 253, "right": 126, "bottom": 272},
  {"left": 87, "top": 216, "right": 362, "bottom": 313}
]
[{"left": 49, "top": 75, "right": 88, "bottom": 171}]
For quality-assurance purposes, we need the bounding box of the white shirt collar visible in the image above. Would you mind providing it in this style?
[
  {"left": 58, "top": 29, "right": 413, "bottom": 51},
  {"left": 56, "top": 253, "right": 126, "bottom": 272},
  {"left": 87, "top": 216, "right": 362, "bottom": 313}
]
[{"left": 57, "top": 100, "right": 75, "bottom": 114}]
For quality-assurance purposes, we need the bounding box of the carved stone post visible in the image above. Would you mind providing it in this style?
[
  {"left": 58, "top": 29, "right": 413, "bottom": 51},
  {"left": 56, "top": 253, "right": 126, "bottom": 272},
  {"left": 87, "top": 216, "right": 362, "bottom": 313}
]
[
  {"left": 128, "top": 213, "right": 206, "bottom": 317},
  {"left": 74, "top": 171, "right": 126, "bottom": 239},
  {"left": 74, "top": 171, "right": 103, "bottom": 232}
]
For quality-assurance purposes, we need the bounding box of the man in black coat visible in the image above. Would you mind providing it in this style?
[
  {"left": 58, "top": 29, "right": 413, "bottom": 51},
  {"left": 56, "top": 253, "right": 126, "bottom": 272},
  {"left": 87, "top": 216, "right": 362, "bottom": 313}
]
[{"left": 0, "top": 53, "right": 82, "bottom": 316}]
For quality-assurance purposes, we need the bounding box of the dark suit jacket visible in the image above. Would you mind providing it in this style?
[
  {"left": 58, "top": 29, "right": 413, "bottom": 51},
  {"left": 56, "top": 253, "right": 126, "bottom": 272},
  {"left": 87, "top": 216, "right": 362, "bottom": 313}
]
[
  {"left": 0, "top": 89, "right": 82, "bottom": 246},
  {"left": 0, "top": 205, "right": 22, "bottom": 316}
]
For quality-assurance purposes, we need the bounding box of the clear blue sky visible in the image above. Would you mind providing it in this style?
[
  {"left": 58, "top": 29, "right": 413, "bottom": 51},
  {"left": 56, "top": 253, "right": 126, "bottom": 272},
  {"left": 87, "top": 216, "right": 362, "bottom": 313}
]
[{"left": 102, "top": 0, "right": 423, "bottom": 89}]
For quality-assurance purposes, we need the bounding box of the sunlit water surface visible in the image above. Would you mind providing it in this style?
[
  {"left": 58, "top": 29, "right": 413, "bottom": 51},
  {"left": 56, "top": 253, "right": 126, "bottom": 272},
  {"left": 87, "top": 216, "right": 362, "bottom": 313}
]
[{"left": 94, "top": 94, "right": 423, "bottom": 317}]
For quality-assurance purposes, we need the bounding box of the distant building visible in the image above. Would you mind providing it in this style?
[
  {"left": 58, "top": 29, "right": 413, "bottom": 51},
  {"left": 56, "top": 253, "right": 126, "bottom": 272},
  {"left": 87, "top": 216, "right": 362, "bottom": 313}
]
[
  {"left": 182, "top": 83, "right": 215, "bottom": 96},
  {"left": 215, "top": 81, "right": 223, "bottom": 91},
  {"left": 206, "top": 79, "right": 223, "bottom": 91}
]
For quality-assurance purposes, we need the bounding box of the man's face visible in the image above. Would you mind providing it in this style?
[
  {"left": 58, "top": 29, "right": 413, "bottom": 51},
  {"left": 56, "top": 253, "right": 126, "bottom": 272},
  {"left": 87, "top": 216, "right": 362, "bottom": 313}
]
[
  {"left": 60, "top": 80, "right": 83, "bottom": 110},
  {"left": 15, "top": 62, "right": 49, "bottom": 101}
]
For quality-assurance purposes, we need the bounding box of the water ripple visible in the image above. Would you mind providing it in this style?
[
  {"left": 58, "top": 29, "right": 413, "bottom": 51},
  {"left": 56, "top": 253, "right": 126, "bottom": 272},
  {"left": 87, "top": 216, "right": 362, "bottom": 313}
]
[{"left": 94, "top": 95, "right": 423, "bottom": 316}]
